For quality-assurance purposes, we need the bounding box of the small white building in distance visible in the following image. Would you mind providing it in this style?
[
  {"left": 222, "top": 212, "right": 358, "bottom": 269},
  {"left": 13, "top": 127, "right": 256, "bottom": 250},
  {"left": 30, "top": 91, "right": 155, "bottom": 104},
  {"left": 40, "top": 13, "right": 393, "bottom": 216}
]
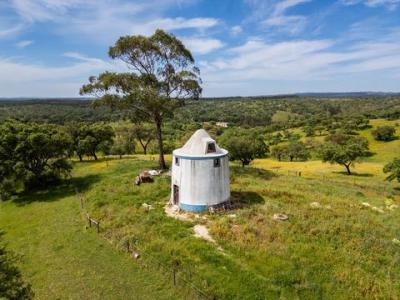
[
  {"left": 215, "top": 121, "right": 228, "bottom": 128},
  {"left": 170, "top": 129, "right": 230, "bottom": 212}
]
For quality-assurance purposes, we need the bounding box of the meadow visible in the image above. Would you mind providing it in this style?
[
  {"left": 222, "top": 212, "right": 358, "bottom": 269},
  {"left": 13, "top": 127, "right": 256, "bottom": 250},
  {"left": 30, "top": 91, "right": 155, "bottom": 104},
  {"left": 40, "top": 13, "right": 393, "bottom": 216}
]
[{"left": 1, "top": 117, "right": 399, "bottom": 299}]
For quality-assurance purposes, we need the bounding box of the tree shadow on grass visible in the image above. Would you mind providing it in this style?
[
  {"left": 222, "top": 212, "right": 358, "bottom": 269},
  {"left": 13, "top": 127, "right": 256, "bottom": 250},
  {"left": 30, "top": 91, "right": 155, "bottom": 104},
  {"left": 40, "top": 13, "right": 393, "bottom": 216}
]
[
  {"left": 11, "top": 174, "right": 101, "bottom": 206},
  {"left": 231, "top": 166, "right": 277, "bottom": 181},
  {"left": 230, "top": 191, "right": 265, "bottom": 208},
  {"left": 333, "top": 171, "right": 374, "bottom": 177}
]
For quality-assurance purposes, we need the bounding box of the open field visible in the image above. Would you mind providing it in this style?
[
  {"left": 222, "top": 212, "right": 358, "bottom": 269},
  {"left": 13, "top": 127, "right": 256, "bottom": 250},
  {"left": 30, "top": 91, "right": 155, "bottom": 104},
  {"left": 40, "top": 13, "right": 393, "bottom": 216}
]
[
  {"left": 1, "top": 117, "right": 400, "bottom": 299},
  {"left": 0, "top": 179, "right": 180, "bottom": 299},
  {"left": 2, "top": 154, "right": 399, "bottom": 299},
  {"left": 282, "top": 118, "right": 400, "bottom": 165}
]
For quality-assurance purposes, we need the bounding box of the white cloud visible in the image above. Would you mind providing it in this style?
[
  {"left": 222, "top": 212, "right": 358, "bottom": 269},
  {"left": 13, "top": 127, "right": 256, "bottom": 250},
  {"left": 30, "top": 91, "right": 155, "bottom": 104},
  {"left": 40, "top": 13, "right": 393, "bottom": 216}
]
[
  {"left": 0, "top": 53, "right": 117, "bottom": 97},
  {"left": 231, "top": 25, "right": 243, "bottom": 35},
  {"left": 146, "top": 17, "right": 220, "bottom": 33},
  {"left": 11, "top": 0, "right": 88, "bottom": 22},
  {"left": 200, "top": 35, "right": 400, "bottom": 88},
  {"left": 7, "top": 0, "right": 219, "bottom": 43},
  {"left": 247, "top": 0, "right": 311, "bottom": 34},
  {"left": 341, "top": 0, "right": 400, "bottom": 9},
  {"left": 16, "top": 40, "right": 33, "bottom": 48},
  {"left": 148, "top": 17, "right": 219, "bottom": 31},
  {"left": 181, "top": 37, "right": 224, "bottom": 54},
  {"left": 0, "top": 55, "right": 108, "bottom": 83},
  {"left": 0, "top": 23, "right": 25, "bottom": 38}
]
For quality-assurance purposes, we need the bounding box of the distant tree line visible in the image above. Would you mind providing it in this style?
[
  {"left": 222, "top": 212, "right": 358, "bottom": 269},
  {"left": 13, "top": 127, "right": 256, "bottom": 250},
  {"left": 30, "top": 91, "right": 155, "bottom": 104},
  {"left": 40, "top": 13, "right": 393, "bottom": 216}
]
[{"left": 1, "top": 97, "right": 399, "bottom": 129}]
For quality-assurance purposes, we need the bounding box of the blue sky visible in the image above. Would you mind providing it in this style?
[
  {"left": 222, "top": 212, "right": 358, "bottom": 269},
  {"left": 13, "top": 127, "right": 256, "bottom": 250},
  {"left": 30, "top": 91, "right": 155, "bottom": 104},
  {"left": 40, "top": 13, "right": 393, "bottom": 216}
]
[{"left": 0, "top": 0, "right": 399, "bottom": 97}]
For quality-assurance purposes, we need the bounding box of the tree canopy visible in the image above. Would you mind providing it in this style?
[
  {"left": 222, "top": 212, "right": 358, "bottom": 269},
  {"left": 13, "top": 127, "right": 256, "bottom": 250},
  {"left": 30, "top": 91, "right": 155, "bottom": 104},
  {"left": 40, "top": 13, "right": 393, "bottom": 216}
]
[
  {"left": 80, "top": 29, "right": 202, "bottom": 169},
  {"left": 219, "top": 128, "right": 268, "bottom": 167},
  {"left": 271, "top": 141, "right": 310, "bottom": 162},
  {"left": 372, "top": 126, "right": 396, "bottom": 141},
  {"left": 318, "top": 133, "right": 370, "bottom": 175},
  {"left": 383, "top": 158, "right": 400, "bottom": 182},
  {"left": 66, "top": 123, "right": 114, "bottom": 161},
  {"left": 0, "top": 121, "right": 72, "bottom": 198}
]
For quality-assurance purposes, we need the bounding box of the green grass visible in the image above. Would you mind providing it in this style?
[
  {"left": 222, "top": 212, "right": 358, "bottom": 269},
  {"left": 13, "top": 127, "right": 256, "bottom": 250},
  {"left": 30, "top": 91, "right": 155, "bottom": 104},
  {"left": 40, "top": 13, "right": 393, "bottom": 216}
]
[
  {"left": 271, "top": 111, "right": 298, "bottom": 123},
  {"left": 358, "top": 119, "right": 400, "bottom": 163},
  {"left": 1, "top": 118, "right": 400, "bottom": 299},
  {"left": 0, "top": 177, "right": 180, "bottom": 299},
  {"left": 3, "top": 157, "right": 397, "bottom": 299},
  {"left": 281, "top": 118, "right": 400, "bottom": 168}
]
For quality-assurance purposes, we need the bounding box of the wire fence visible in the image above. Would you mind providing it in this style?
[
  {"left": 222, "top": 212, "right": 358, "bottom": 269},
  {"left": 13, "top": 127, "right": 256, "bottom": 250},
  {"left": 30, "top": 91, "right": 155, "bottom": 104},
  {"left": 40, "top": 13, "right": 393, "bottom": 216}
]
[{"left": 75, "top": 188, "right": 214, "bottom": 300}]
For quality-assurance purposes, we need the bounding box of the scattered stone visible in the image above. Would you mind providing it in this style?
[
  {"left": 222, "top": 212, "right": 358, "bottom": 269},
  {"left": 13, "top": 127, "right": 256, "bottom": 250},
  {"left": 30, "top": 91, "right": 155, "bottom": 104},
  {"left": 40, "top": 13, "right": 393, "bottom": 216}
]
[
  {"left": 310, "top": 202, "right": 322, "bottom": 209},
  {"left": 148, "top": 170, "right": 161, "bottom": 176},
  {"left": 142, "top": 203, "right": 153, "bottom": 211},
  {"left": 273, "top": 213, "right": 288, "bottom": 221},
  {"left": 228, "top": 214, "right": 237, "bottom": 218},
  {"left": 387, "top": 204, "right": 399, "bottom": 211},
  {"left": 371, "top": 206, "right": 385, "bottom": 214},
  {"left": 325, "top": 205, "right": 332, "bottom": 210},
  {"left": 134, "top": 176, "right": 141, "bottom": 185},
  {"left": 193, "top": 224, "right": 215, "bottom": 243},
  {"left": 361, "top": 202, "right": 371, "bottom": 208}
]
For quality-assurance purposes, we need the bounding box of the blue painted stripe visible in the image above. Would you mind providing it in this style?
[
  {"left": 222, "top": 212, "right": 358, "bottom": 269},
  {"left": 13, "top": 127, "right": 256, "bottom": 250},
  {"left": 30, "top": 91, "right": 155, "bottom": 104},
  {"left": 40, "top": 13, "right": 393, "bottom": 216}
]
[
  {"left": 179, "top": 203, "right": 208, "bottom": 212},
  {"left": 174, "top": 153, "right": 228, "bottom": 160},
  {"left": 179, "top": 200, "right": 230, "bottom": 212}
]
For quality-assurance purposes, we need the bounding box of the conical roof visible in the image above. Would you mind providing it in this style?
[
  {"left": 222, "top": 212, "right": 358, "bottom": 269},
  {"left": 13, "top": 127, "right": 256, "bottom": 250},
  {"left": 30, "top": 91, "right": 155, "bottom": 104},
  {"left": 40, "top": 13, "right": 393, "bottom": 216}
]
[{"left": 173, "top": 129, "right": 228, "bottom": 157}]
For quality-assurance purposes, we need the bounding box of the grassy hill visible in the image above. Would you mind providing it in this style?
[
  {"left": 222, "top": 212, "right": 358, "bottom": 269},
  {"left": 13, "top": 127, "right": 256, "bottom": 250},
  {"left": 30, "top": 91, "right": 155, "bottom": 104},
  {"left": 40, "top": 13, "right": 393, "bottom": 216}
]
[
  {"left": 1, "top": 118, "right": 399, "bottom": 299},
  {"left": 0, "top": 176, "right": 180, "bottom": 299}
]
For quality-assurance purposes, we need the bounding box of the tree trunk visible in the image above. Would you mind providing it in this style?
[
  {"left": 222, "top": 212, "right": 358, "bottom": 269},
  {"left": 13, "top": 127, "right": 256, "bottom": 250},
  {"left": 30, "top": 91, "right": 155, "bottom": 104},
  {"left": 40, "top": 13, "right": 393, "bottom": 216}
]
[
  {"left": 78, "top": 154, "right": 83, "bottom": 162},
  {"left": 344, "top": 164, "right": 351, "bottom": 175},
  {"left": 93, "top": 152, "right": 98, "bottom": 161},
  {"left": 143, "top": 145, "right": 147, "bottom": 155},
  {"left": 155, "top": 119, "right": 166, "bottom": 169}
]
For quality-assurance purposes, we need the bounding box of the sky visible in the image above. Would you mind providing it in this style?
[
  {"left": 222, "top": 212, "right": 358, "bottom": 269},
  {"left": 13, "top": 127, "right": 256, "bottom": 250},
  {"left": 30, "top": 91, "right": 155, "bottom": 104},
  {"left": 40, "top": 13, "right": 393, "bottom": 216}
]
[{"left": 0, "top": 0, "right": 399, "bottom": 97}]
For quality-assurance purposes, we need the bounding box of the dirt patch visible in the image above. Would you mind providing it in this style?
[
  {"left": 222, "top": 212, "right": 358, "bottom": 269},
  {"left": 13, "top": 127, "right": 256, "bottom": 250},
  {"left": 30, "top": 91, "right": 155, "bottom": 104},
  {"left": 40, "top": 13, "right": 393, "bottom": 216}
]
[
  {"left": 193, "top": 224, "right": 215, "bottom": 243},
  {"left": 164, "top": 204, "right": 194, "bottom": 222}
]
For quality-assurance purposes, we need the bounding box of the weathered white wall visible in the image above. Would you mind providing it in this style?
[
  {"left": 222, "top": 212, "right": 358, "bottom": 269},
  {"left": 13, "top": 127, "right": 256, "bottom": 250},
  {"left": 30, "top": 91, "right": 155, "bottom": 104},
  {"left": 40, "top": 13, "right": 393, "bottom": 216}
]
[{"left": 171, "top": 154, "right": 230, "bottom": 209}]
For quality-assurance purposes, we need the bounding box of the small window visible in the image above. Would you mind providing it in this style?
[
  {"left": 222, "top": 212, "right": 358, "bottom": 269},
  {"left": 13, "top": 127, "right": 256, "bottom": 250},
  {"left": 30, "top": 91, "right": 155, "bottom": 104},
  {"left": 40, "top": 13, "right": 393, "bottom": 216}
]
[
  {"left": 175, "top": 157, "right": 180, "bottom": 166},
  {"left": 214, "top": 158, "right": 220, "bottom": 167},
  {"left": 207, "top": 142, "right": 216, "bottom": 153}
]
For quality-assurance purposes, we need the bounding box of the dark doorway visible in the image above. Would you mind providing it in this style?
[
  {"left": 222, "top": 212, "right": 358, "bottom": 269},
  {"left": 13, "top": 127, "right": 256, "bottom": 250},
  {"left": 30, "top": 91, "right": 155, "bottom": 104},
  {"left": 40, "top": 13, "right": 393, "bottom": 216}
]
[{"left": 173, "top": 185, "right": 179, "bottom": 205}]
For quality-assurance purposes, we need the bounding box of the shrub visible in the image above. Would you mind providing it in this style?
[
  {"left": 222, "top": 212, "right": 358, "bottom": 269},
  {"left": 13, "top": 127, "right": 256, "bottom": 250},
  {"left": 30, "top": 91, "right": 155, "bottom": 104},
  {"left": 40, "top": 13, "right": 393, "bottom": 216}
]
[{"left": 372, "top": 126, "right": 396, "bottom": 141}]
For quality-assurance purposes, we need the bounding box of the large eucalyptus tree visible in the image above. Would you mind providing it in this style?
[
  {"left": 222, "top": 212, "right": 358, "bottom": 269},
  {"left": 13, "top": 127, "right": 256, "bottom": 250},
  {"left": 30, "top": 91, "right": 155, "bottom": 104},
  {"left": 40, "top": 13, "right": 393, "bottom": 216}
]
[{"left": 80, "top": 30, "right": 202, "bottom": 169}]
